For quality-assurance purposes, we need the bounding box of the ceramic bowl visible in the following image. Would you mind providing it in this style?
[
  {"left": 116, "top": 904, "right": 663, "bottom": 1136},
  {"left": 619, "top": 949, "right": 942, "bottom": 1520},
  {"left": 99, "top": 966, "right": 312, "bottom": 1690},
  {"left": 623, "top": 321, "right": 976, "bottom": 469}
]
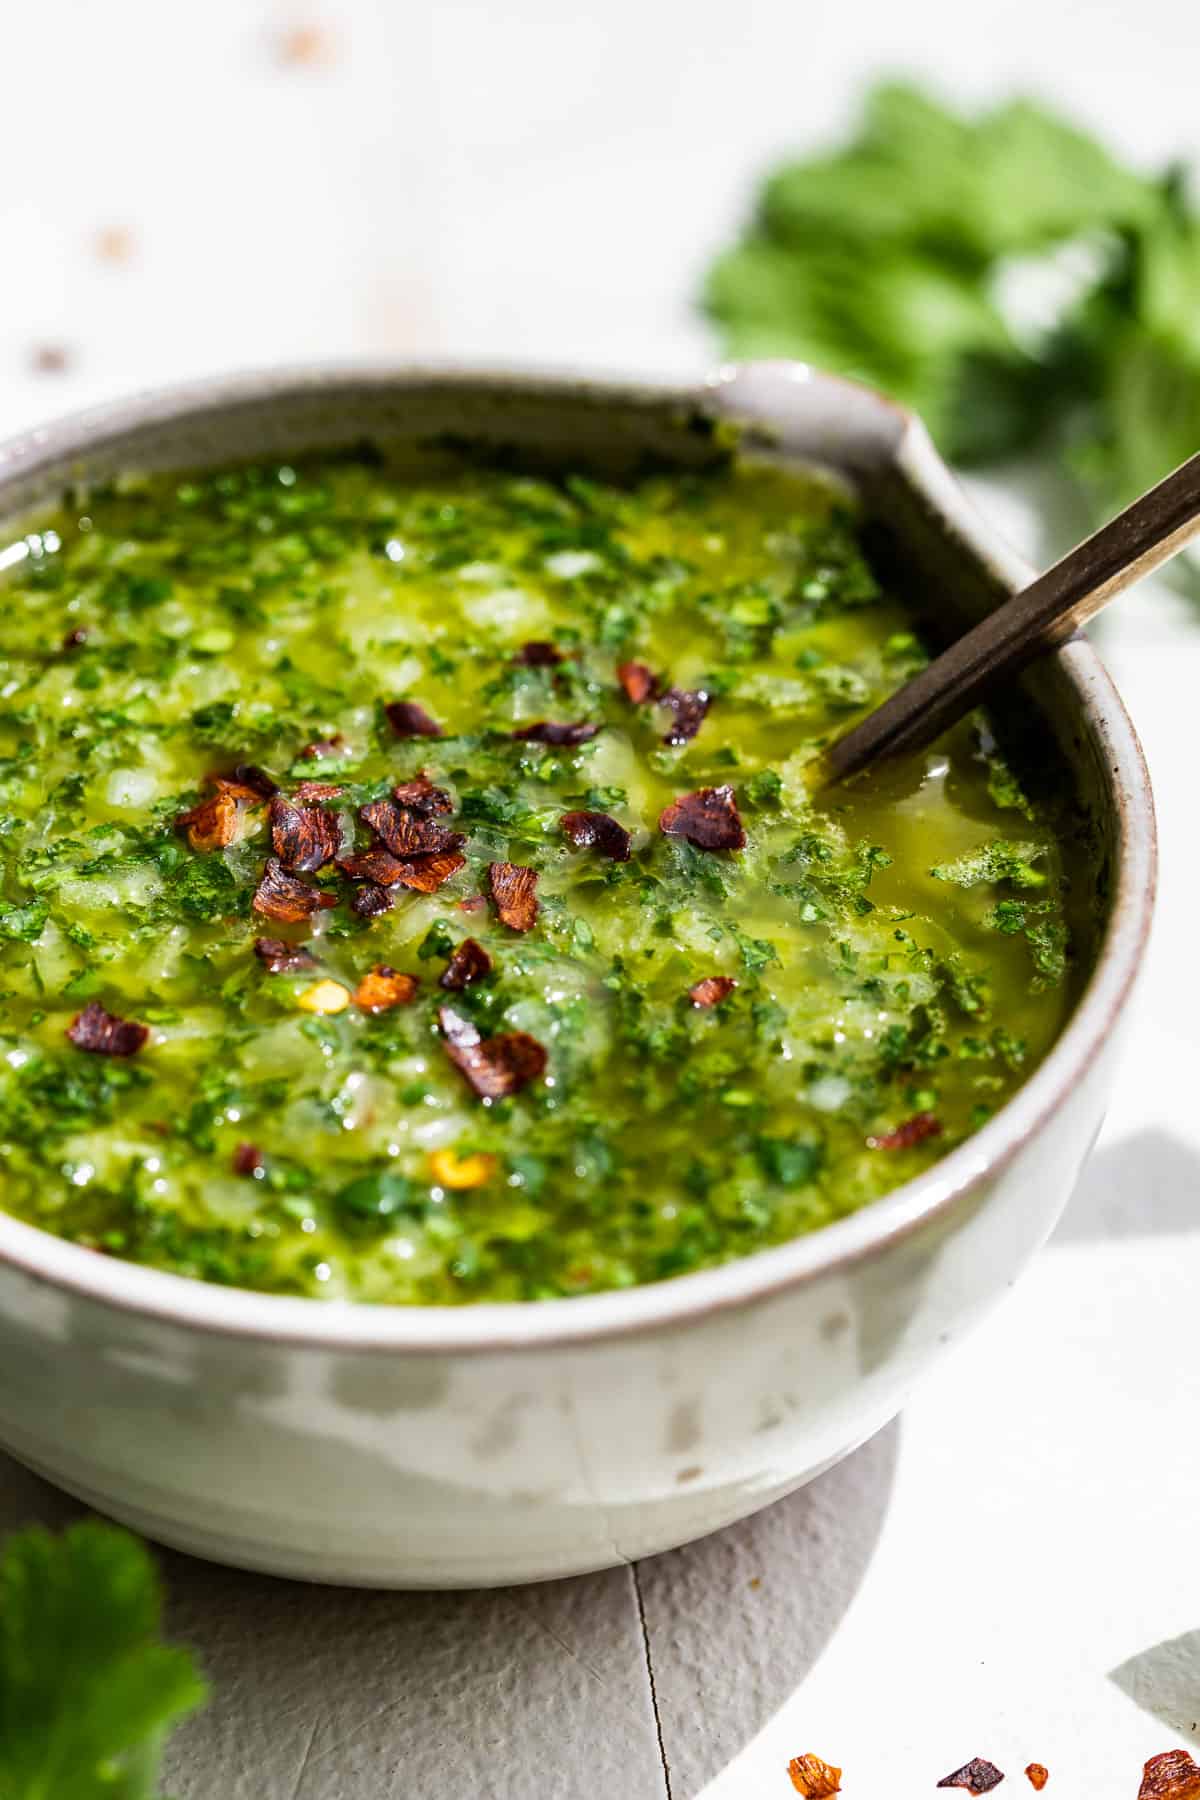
[{"left": 0, "top": 362, "right": 1155, "bottom": 1586}]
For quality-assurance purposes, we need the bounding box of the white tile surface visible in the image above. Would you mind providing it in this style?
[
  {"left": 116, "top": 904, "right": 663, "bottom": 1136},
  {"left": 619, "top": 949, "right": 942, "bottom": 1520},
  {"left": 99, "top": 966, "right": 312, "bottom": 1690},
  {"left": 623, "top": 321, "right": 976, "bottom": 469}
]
[{"left": 3, "top": 1, "right": 1200, "bottom": 1793}]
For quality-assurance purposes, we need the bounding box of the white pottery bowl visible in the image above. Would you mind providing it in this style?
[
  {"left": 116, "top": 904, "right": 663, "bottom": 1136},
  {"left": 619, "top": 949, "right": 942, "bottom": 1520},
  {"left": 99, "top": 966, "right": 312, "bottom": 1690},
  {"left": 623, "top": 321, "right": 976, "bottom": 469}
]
[{"left": 0, "top": 362, "right": 1156, "bottom": 1586}]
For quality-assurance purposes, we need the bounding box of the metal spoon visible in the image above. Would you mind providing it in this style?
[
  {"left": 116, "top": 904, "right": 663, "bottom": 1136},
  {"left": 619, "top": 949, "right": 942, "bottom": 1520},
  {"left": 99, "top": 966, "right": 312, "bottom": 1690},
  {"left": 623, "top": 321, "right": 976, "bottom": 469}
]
[{"left": 818, "top": 447, "right": 1200, "bottom": 785}]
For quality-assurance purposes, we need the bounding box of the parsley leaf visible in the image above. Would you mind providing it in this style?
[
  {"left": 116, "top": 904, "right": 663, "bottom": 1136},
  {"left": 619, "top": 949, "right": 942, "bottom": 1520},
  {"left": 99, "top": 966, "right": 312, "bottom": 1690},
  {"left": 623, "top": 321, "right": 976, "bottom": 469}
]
[
  {"left": 0, "top": 1520, "right": 205, "bottom": 1799},
  {"left": 704, "top": 78, "right": 1200, "bottom": 543},
  {"left": 930, "top": 840, "right": 1047, "bottom": 889}
]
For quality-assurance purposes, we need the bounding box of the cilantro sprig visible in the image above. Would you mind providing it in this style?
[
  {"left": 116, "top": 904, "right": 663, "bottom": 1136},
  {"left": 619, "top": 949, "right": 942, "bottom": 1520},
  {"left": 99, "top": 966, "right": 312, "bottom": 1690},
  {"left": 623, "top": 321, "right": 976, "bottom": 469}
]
[
  {"left": 0, "top": 1521, "right": 205, "bottom": 1799},
  {"left": 704, "top": 80, "right": 1200, "bottom": 556}
]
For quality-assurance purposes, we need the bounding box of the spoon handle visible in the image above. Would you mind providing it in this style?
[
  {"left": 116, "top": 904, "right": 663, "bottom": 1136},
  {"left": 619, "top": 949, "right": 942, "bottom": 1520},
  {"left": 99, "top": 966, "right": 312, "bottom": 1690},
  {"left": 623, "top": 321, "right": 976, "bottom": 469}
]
[{"left": 821, "top": 447, "right": 1200, "bottom": 784}]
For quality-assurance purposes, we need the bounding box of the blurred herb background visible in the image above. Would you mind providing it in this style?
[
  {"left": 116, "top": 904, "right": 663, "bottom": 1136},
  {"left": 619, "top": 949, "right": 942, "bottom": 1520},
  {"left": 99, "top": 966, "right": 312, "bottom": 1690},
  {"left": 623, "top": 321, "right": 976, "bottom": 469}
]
[{"left": 704, "top": 81, "right": 1200, "bottom": 553}]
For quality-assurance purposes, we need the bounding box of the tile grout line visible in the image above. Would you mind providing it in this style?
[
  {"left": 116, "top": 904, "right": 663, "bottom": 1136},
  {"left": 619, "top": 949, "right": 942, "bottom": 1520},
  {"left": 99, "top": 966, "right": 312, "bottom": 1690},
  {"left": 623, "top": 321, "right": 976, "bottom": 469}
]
[{"left": 632, "top": 1560, "right": 674, "bottom": 1800}]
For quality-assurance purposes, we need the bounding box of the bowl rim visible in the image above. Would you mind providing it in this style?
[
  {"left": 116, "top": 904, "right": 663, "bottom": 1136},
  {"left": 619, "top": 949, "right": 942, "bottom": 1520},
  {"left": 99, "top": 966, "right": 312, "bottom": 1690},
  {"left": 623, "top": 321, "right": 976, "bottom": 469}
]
[{"left": 0, "top": 357, "right": 1158, "bottom": 1353}]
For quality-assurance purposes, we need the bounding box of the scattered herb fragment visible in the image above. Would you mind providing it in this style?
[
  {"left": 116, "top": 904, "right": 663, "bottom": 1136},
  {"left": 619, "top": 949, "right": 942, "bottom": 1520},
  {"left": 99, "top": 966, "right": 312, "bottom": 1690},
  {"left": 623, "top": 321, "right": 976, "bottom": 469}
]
[
  {"left": 659, "top": 784, "right": 747, "bottom": 852},
  {"left": 560, "top": 809, "right": 632, "bottom": 862},
  {"left": 440, "top": 937, "right": 493, "bottom": 991},
  {"left": 938, "top": 1758, "right": 1005, "bottom": 1794},
  {"left": 67, "top": 1001, "right": 148, "bottom": 1058},
  {"left": 488, "top": 860, "right": 540, "bottom": 931},
  {"left": 0, "top": 901, "right": 49, "bottom": 943},
  {"left": 438, "top": 1004, "right": 547, "bottom": 1100},
  {"left": 932, "top": 841, "right": 1047, "bottom": 889},
  {"left": 788, "top": 1752, "right": 842, "bottom": 1796}
]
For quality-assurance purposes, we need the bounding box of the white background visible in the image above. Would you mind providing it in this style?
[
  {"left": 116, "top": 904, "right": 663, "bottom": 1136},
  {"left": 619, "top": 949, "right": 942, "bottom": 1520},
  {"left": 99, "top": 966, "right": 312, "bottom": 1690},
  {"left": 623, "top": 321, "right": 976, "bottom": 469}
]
[{"left": 1, "top": 3, "right": 1198, "bottom": 1795}]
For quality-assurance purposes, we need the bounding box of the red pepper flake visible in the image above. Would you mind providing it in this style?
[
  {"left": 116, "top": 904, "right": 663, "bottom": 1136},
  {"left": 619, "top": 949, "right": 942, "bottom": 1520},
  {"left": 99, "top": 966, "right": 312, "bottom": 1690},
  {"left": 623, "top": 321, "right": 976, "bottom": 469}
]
[
  {"left": 392, "top": 850, "right": 466, "bottom": 894},
  {"left": 359, "top": 797, "right": 465, "bottom": 859},
  {"left": 340, "top": 845, "right": 466, "bottom": 894},
  {"left": 659, "top": 686, "right": 711, "bottom": 746},
  {"left": 867, "top": 1112, "right": 943, "bottom": 1151},
  {"left": 1139, "top": 1751, "right": 1200, "bottom": 1799},
  {"left": 300, "top": 734, "right": 345, "bottom": 760},
  {"left": 488, "top": 861, "right": 539, "bottom": 931},
  {"left": 31, "top": 344, "right": 72, "bottom": 375},
  {"left": 440, "top": 937, "right": 493, "bottom": 991},
  {"left": 61, "top": 626, "right": 89, "bottom": 650},
  {"left": 385, "top": 699, "right": 442, "bottom": 738},
  {"left": 788, "top": 1753, "right": 842, "bottom": 1796},
  {"left": 351, "top": 882, "right": 394, "bottom": 919},
  {"left": 511, "top": 720, "right": 600, "bottom": 746},
  {"left": 276, "top": 22, "right": 337, "bottom": 66},
  {"left": 617, "top": 660, "right": 661, "bottom": 704},
  {"left": 392, "top": 775, "right": 454, "bottom": 817},
  {"left": 232, "top": 1142, "right": 264, "bottom": 1178},
  {"left": 338, "top": 848, "right": 410, "bottom": 887},
  {"left": 689, "top": 976, "right": 737, "bottom": 1008},
  {"left": 209, "top": 763, "right": 278, "bottom": 802},
  {"left": 659, "top": 784, "right": 746, "bottom": 852},
  {"left": 438, "top": 1005, "right": 547, "bottom": 1100},
  {"left": 458, "top": 894, "right": 488, "bottom": 914},
  {"left": 95, "top": 224, "right": 136, "bottom": 264},
  {"left": 560, "top": 809, "right": 631, "bottom": 863},
  {"left": 67, "top": 1001, "right": 148, "bottom": 1057},
  {"left": 354, "top": 965, "right": 419, "bottom": 1012},
  {"left": 937, "top": 1759, "right": 1005, "bottom": 1794},
  {"left": 1025, "top": 1769, "right": 1048, "bottom": 1792},
  {"left": 269, "top": 795, "right": 341, "bottom": 873},
  {"left": 176, "top": 790, "right": 242, "bottom": 852},
  {"left": 293, "top": 779, "right": 344, "bottom": 800},
  {"left": 514, "top": 640, "right": 564, "bottom": 666},
  {"left": 252, "top": 857, "right": 337, "bottom": 923},
  {"left": 254, "top": 937, "right": 317, "bottom": 973}
]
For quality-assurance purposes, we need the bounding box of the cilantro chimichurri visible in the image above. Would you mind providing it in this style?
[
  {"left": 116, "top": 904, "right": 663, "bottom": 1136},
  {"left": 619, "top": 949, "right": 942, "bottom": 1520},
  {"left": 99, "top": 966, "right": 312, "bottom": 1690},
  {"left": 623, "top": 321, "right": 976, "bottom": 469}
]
[{"left": 0, "top": 451, "right": 1081, "bottom": 1303}]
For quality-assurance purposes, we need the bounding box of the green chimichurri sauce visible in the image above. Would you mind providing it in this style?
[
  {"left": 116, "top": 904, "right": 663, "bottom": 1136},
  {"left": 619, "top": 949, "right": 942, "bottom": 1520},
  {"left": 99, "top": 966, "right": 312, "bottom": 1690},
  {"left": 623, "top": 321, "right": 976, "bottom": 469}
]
[{"left": 0, "top": 450, "right": 1084, "bottom": 1303}]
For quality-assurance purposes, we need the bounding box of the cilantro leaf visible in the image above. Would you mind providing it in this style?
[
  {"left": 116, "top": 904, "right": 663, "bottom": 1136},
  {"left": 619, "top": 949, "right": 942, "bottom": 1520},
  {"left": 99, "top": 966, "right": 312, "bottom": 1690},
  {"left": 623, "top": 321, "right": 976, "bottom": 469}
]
[
  {"left": 703, "top": 78, "right": 1200, "bottom": 507},
  {"left": 0, "top": 1520, "right": 206, "bottom": 1799},
  {"left": 0, "top": 901, "right": 49, "bottom": 944},
  {"left": 930, "top": 840, "right": 1047, "bottom": 889}
]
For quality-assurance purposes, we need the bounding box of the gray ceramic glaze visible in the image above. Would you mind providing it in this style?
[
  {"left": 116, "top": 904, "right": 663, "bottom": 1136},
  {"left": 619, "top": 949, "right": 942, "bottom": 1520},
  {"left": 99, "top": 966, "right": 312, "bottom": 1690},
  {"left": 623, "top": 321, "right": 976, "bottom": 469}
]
[{"left": 0, "top": 363, "right": 1156, "bottom": 1585}]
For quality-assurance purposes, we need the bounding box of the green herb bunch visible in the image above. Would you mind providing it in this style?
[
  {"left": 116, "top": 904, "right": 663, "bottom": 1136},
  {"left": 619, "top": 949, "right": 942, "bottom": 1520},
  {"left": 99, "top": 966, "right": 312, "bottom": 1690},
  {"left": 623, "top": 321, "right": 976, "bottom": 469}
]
[
  {"left": 704, "top": 81, "right": 1200, "bottom": 537},
  {"left": 0, "top": 1522, "right": 204, "bottom": 1799}
]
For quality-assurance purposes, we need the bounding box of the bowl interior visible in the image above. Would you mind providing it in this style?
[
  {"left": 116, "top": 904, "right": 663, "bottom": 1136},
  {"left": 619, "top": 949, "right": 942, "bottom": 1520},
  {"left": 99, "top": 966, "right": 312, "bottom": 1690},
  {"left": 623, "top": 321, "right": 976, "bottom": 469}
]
[{"left": 0, "top": 363, "right": 1156, "bottom": 1347}]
